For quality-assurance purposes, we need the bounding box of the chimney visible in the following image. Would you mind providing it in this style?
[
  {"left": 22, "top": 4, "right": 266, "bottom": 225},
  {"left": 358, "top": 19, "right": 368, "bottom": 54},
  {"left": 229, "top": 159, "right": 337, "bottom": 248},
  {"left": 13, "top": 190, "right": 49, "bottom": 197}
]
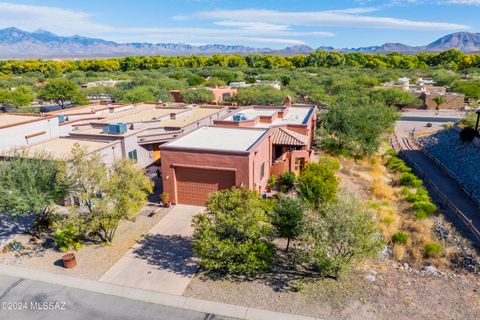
[{"left": 284, "top": 95, "right": 292, "bottom": 107}]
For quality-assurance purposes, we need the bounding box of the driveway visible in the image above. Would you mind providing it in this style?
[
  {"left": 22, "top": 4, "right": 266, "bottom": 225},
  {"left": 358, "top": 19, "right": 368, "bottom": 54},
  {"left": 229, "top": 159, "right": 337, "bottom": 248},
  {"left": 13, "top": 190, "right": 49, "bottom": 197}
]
[{"left": 99, "top": 205, "right": 204, "bottom": 295}]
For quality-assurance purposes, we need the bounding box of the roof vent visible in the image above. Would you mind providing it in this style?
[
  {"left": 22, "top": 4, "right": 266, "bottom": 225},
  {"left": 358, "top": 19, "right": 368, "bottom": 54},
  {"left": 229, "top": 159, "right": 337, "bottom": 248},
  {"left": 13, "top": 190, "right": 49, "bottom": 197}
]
[{"left": 233, "top": 113, "right": 248, "bottom": 121}]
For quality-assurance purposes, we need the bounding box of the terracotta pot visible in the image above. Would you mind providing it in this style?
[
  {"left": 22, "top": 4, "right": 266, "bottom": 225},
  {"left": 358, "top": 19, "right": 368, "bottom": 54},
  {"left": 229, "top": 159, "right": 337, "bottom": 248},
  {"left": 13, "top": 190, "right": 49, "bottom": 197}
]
[
  {"left": 62, "top": 253, "right": 77, "bottom": 269},
  {"left": 164, "top": 202, "right": 171, "bottom": 208}
]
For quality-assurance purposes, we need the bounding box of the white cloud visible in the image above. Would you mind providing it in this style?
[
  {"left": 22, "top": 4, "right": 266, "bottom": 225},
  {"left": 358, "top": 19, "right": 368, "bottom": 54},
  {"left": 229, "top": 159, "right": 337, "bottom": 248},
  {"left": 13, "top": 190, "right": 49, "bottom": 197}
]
[
  {"left": 0, "top": 2, "right": 333, "bottom": 46},
  {"left": 196, "top": 9, "right": 469, "bottom": 31}
]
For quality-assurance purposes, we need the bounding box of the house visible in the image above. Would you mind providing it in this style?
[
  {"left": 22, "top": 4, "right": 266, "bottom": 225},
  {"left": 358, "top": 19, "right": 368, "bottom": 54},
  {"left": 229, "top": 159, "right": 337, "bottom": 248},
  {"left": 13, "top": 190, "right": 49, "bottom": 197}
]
[
  {"left": 170, "top": 86, "right": 237, "bottom": 104},
  {"left": 160, "top": 126, "right": 271, "bottom": 206},
  {"left": 1, "top": 103, "right": 229, "bottom": 171},
  {"left": 160, "top": 98, "right": 317, "bottom": 205}
]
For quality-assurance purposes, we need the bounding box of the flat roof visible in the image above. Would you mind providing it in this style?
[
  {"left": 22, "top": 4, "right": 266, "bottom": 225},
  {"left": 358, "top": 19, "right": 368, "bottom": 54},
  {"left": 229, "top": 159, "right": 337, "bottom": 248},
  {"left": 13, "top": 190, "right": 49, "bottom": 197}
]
[
  {"left": 24, "top": 138, "right": 112, "bottom": 160},
  {"left": 224, "top": 108, "right": 281, "bottom": 121},
  {"left": 104, "top": 107, "right": 181, "bottom": 123},
  {"left": 0, "top": 114, "right": 40, "bottom": 127},
  {"left": 165, "top": 126, "right": 269, "bottom": 152},
  {"left": 256, "top": 107, "right": 313, "bottom": 128},
  {"left": 160, "top": 107, "right": 224, "bottom": 127}
]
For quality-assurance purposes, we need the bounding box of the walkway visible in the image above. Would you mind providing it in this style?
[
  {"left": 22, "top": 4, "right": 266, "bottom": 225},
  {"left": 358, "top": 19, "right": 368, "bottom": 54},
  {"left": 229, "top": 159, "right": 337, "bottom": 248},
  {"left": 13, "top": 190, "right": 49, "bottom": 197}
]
[
  {"left": 395, "top": 131, "right": 480, "bottom": 246},
  {"left": 99, "top": 205, "right": 203, "bottom": 295}
]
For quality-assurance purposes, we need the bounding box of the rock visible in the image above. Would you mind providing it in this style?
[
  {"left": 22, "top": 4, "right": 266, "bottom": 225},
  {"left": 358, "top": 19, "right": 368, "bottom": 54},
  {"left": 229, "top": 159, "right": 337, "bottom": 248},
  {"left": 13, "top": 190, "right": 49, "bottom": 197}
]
[
  {"left": 364, "top": 274, "right": 376, "bottom": 282},
  {"left": 421, "top": 265, "right": 440, "bottom": 275}
]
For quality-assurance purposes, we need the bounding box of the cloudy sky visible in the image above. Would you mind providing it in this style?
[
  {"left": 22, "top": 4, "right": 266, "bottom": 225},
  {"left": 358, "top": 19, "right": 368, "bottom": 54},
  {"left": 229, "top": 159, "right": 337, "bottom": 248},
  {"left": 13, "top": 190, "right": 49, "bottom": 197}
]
[{"left": 0, "top": 0, "right": 479, "bottom": 48}]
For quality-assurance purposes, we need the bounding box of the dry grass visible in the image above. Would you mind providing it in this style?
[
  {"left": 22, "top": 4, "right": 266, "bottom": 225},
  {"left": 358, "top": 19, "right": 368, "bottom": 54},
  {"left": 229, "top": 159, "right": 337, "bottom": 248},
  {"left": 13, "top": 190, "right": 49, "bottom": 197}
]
[{"left": 332, "top": 148, "right": 457, "bottom": 270}]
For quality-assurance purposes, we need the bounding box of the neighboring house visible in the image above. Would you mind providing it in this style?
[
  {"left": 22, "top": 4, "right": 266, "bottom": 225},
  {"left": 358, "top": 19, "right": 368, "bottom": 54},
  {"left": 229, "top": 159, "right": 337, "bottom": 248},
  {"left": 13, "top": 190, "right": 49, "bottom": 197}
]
[
  {"left": 1, "top": 102, "right": 229, "bottom": 171},
  {"left": 80, "top": 79, "right": 129, "bottom": 89},
  {"left": 160, "top": 97, "right": 317, "bottom": 205},
  {"left": 170, "top": 86, "right": 237, "bottom": 104},
  {"left": 422, "top": 92, "right": 465, "bottom": 110}
]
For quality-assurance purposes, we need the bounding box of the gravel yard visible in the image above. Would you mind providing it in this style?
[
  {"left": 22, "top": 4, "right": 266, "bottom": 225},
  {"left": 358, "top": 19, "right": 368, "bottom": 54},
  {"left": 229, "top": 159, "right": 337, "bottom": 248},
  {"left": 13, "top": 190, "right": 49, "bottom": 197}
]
[
  {"left": 0, "top": 205, "right": 172, "bottom": 280},
  {"left": 184, "top": 260, "right": 480, "bottom": 320}
]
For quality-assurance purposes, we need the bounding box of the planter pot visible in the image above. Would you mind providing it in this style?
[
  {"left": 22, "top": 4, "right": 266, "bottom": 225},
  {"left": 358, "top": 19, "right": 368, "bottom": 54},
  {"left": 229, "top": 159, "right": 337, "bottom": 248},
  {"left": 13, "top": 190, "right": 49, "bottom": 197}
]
[
  {"left": 164, "top": 202, "right": 171, "bottom": 208},
  {"left": 62, "top": 253, "right": 77, "bottom": 269}
]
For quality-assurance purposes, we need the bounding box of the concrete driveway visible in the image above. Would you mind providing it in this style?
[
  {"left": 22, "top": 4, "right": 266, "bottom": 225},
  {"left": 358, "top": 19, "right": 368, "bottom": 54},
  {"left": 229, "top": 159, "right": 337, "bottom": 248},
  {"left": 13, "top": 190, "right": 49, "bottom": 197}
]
[{"left": 99, "top": 205, "right": 204, "bottom": 295}]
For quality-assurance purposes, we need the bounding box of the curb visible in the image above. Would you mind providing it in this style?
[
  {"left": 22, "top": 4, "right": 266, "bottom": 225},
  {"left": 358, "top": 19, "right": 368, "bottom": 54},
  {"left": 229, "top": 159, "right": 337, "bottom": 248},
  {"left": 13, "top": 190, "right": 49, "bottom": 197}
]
[{"left": 0, "top": 264, "right": 317, "bottom": 320}]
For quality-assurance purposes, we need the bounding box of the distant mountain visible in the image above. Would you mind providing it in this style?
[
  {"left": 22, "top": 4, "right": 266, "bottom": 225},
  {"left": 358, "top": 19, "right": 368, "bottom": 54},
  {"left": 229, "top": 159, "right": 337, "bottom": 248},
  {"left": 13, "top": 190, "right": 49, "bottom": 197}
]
[
  {"left": 0, "top": 28, "right": 479, "bottom": 58},
  {"left": 425, "top": 32, "right": 480, "bottom": 52}
]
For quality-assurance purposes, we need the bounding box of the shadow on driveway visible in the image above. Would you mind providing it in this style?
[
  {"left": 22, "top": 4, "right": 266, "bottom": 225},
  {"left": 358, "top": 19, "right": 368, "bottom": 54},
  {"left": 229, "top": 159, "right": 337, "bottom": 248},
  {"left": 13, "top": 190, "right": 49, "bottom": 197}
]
[{"left": 133, "top": 234, "right": 198, "bottom": 277}]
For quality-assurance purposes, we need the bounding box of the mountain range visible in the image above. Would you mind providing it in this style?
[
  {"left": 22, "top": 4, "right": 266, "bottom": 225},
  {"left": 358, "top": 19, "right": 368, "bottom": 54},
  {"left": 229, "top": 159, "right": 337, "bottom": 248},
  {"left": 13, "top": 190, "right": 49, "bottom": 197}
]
[{"left": 0, "top": 27, "right": 479, "bottom": 58}]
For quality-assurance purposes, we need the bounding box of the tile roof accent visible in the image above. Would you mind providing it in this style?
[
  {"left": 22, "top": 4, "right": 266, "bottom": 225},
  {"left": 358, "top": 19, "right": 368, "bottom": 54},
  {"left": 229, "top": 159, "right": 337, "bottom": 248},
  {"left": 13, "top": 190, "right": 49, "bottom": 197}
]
[{"left": 271, "top": 128, "right": 307, "bottom": 146}]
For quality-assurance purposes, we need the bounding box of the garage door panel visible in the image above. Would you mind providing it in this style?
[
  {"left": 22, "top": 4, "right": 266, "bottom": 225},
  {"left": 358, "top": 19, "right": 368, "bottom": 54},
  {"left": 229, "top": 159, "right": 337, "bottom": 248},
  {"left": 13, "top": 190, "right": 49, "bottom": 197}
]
[{"left": 175, "top": 167, "right": 235, "bottom": 206}]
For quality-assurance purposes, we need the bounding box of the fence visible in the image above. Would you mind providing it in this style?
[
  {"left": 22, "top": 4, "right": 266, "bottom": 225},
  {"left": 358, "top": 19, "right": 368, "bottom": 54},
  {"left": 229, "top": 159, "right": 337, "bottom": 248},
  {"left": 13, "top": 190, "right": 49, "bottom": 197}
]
[{"left": 389, "top": 134, "right": 480, "bottom": 243}]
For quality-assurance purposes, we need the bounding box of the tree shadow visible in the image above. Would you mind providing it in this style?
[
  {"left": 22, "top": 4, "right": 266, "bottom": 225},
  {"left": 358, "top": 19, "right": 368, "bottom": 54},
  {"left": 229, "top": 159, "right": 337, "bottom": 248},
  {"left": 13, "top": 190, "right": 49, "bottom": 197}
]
[
  {"left": 0, "top": 214, "right": 34, "bottom": 247},
  {"left": 195, "top": 249, "right": 316, "bottom": 293},
  {"left": 132, "top": 234, "right": 198, "bottom": 277}
]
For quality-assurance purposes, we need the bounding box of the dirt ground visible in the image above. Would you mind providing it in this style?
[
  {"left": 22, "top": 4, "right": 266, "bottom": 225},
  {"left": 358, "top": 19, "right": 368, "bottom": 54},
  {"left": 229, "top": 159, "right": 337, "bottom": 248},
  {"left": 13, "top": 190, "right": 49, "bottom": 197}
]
[
  {"left": 185, "top": 259, "right": 480, "bottom": 320},
  {"left": 0, "top": 205, "right": 171, "bottom": 280},
  {"left": 185, "top": 151, "right": 480, "bottom": 319}
]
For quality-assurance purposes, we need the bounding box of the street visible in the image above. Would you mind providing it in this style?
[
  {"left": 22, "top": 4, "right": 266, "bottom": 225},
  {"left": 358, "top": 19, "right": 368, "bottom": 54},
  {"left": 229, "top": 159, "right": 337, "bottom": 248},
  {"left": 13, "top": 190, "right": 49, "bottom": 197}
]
[{"left": 0, "top": 274, "right": 234, "bottom": 320}]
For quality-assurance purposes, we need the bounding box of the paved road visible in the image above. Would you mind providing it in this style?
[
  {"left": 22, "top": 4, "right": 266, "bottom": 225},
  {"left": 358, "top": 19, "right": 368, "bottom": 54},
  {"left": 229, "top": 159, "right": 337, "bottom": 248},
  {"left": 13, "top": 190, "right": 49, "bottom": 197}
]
[
  {"left": 0, "top": 274, "right": 235, "bottom": 320},
  {"left": 99, "top": 205, "right": 203, "bottom": 295}
]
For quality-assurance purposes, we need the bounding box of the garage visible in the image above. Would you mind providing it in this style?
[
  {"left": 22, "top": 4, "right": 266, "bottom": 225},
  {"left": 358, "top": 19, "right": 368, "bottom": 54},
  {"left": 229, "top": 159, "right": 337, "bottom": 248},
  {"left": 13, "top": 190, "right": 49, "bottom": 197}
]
[{"left": 175, "top": 167, "right": 235, "bottom": 206}]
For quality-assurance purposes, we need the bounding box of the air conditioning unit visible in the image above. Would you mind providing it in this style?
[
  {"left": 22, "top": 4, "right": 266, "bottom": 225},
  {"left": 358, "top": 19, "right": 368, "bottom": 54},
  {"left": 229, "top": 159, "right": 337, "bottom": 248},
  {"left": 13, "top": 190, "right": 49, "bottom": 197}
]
[
  {"left": 58, "top": 114, "right": 66, "bottom": 123},
  {"left": 103, "top": 123, "right": 128, "bottom": 134},
  {"left": 233, "top": 113, "right": 247, "bottom": 121}
]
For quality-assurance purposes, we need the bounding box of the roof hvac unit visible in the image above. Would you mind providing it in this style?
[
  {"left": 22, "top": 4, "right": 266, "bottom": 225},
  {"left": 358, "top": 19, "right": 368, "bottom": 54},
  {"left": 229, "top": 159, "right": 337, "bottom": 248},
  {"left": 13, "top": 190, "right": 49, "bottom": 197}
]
[
  {"left": 104, "top": 123, "right": 128, "bottom": 134},
  {"left": 58, "top": 114, "right": 66, "bottom": 123},
  {"left": 232, "top": 113, "right": 248, "bottom": 121}
]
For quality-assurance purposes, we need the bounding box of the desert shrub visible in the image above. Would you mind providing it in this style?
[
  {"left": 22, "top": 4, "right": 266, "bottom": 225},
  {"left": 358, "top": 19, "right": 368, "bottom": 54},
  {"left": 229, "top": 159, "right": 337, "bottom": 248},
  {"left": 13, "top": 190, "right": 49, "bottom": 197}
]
[
  {"left": 278, "top": 172, "right": 296, "bottom": 193},
  {"left": 413, "top": 201, "right": 437, "bottom": 219},
  {"left": 404, "top": 187, "right": 430, "bottom": 203},
  {"left": 296, "top": 193, "right": 383, "bottom": 279},
  {"left": 392, "top": 231, "right": 408, "bottom": 245},
  {"left": 383, "top": 216, "right": 394, "bottom": 225},
  {"left": 54, "top": 222, "right": 83, "bottom": 252},
  {"left": 267, "top": 174, "right": 277, "bottom": 191},
  {"left": 296, "top": 162, "right": 338, "bottom": 208},
  {"left": 319, "top": 156, "right": 341, "bottom": 171},
  {"left": 460, "top": 127, "right": 476, "bottom": 143},
  {"left": 400, "top": 172, "right": 423, "bottom": 187},
  {"left": 393, "top": 244, "right": 406, "bottom": 261},
  {"left": 424, "top": 242, "right": 443, "bottom": 258},
  {"left": 271, "top": 196, "right": 305, "bottom": 252},
  {"left": 192, "top": 188, "right": 275, "bottom": 275},
  {"left": 387, "top": 157, "right": 412, "bottom": 173}
]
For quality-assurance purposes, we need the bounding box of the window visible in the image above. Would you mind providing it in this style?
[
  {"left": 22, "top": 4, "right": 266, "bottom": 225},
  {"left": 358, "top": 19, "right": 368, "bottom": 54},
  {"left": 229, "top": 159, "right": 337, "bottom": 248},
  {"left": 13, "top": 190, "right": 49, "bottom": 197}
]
[
  {"left": 260, "top": 162, "right": 265, "bottom": 180},
  {"left": 128, "top": 149, "right": 138, "bottom": 163}
]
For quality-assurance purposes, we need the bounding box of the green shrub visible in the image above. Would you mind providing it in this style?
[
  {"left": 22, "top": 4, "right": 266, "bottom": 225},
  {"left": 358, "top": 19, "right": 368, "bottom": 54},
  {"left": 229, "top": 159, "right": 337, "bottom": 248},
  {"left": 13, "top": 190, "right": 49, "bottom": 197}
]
[
  {"left": 424, "top": 242, "right": 443, "bottom": 258},
  {"left": 405, "top": 187, "right": 429, "bottom": 203},
  {"left": 279, "top": 172, "right": 296, "bottom": 193},
  {"left": 54, "top": 223, "right": 83, "bottom": 252},
  {"left": 387, "top": 157, "right": 412, "bottom": 173},
  {"left": 412, "top": 201, "right": 437, "bottom": 219},
  {"left": 383, "top": 217, "right": 394, "bottom": 225},
  {"left": 296, "top": 193, "right": 383, "bottom": 279},
  {"left": 392, "top": 231, "right": 408, "bottom": 245},
  {"left": 267, "top": 174, "right": 277, "bottom": 190},
  {"left": 400, "top": 172, "right": 423, "bottom": 187},
  {"left": 296, "top": 162, "right": 338, "bottom": 208},
  {"left": 192, "top": 188, "right": 275, "bottom": 275},
  {"left": 319, "top": 156, "right": 341, "bottom": 171}
]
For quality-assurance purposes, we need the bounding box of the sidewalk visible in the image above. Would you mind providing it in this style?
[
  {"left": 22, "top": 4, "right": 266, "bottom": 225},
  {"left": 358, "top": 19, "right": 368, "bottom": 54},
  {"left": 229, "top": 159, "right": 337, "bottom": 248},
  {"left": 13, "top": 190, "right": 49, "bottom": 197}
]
[{"left": 0, "top": 264, "right": 317, "bottom": 320}]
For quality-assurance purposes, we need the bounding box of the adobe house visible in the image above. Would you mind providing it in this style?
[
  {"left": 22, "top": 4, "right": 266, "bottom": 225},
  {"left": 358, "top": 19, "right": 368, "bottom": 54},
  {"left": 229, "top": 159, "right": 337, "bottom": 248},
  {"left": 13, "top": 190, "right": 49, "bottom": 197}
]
[
  {"left": 213, "top": 97, "right": 317, "bottom": 176},
  {"left": 169, "top": 87, "right": 238, "bottom": 104},
  {"left": 160, "top": 126, "right": 272, "bottom": 206},
  {"left": 160, "top": 98, "right": 318, "bottom": 205}
]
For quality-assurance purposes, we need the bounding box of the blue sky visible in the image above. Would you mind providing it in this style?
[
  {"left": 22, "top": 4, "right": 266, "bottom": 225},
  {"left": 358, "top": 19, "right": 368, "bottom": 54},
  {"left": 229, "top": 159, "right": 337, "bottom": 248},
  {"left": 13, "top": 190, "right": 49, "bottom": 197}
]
[{"left": 0, "top": 0, "right": 479, "bottom": 48}]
